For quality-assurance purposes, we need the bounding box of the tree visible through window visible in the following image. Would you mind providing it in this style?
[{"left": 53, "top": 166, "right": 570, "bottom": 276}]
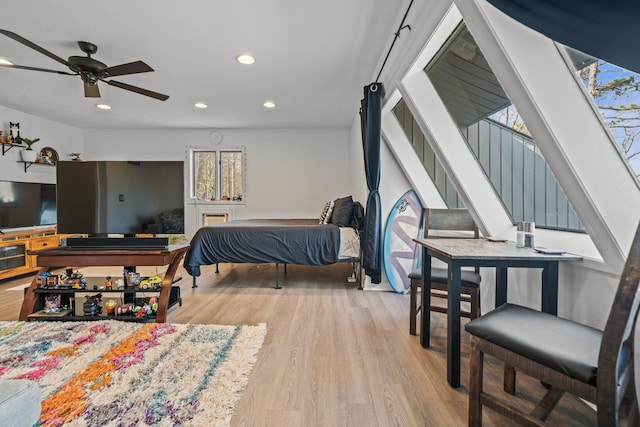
[
  {"left": 194, "top": 151, "right": 216, "bottom": 200},
  {"left": 573, "top": 56, "right": 640, "bottom": 177},
  {"left": 191, "top": 148, "right": 244, "bottom": 202}
]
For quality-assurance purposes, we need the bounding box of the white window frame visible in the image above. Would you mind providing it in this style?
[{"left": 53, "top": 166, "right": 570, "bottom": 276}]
[{"left": 187, "top": 146, "right": 246, "bottom": 205}]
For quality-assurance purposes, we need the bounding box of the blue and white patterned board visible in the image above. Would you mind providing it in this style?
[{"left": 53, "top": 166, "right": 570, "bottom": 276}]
[{"left": 383, "top": 189, "right": 424, "bottom": 293}]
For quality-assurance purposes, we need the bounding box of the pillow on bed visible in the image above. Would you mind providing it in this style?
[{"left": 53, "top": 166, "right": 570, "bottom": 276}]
[
  {"left": 319, "top": 201, "right": 334, "bottom": 224},
  {"left": 330, "top": 196, "right": 354, "bottom": 226}
]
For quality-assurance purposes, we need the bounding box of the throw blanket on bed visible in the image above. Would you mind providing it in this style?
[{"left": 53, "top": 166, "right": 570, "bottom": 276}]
[{"left": 184, "top": 219, "right": 342, "bottom": 276}]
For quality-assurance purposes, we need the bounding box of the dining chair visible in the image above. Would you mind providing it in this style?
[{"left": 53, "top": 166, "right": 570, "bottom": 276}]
[
  {"left": 409, "top": 208, "right": 481, "bottom": 335},
  {"left": 464, "top": 221, "right": 640, "bottom": 426}
]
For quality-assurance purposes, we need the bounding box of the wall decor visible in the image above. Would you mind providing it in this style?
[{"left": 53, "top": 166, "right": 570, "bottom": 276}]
[
  {"left": 9, "top": 122, "right": 20, "bottom": 144},
  {"left": 39, "top": 146, "right": 59, "bottom": 164}
]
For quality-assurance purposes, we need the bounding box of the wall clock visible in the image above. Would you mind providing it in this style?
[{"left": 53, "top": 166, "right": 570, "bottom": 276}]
[{"left": 209, "top": 130, "right": 223, "bottom": 145}]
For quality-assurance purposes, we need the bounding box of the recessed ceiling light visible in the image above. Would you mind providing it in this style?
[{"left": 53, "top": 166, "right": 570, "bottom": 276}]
[
  {"left": 96, "top": 104, "right": 111, "bottom": 110},
  {"left": 0, "top": 58, "right": 13, "bottom": 66},
  {"left": 236, "top": 54, "right": 256, "bottom": 65},
  {"left": 194, "top": 102, "right": 208, "bottom": 109},
  {"left": 263, "top": 101, "right": 276, "bottom": 109}
]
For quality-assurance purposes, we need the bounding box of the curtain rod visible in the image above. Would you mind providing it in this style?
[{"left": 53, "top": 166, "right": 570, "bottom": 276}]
[{"left": 374, "top": 0, "right": 414, "bottom": 84}]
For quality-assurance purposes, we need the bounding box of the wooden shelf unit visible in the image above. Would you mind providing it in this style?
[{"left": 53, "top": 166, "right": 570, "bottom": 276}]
[
  {"left": 0, "top": 228, "right": 69, "bottom": 281},
  {"left": 28, "top": 285, "right": 183, "bottom": 323},
  {"left": 20, "top": 244, "right": 189, "bottom": 323}
]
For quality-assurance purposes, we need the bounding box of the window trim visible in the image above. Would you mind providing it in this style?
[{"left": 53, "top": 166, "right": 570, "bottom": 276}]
[{"left": 187, "top": 146, "right": 246, "bottom": 205}]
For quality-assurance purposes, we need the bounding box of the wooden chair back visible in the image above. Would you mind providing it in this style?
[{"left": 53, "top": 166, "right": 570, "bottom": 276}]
[
  {"left": 424, "top": 208, "right": 479, "bottom": 273},
  {"left": 408, "top": 208, "right": 482, "bottom": 335},
  {"left": 597, "top": 222, "right": 640, "bottom": 424},
  {"left": 424, "top": 208, "right": 479, "bottom": 239}
]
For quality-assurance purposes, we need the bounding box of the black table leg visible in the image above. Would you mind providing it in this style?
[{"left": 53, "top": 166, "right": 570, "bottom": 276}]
[
  {"left": 447, "top": 260, "right": 462, "bottom": 388},
  {"left": 495, "top": 267, "right": 508, "bottom": 307},
  {"left": 420, "top": 247, "right": 432, "bottom": 348},
  {"left": 541, "top": 261, "right": 559, "bottom": 315}
]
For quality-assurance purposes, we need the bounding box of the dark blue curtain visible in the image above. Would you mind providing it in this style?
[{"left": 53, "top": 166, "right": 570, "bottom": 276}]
[
  {"left": 486, "top": 0, "right": 640, "bottom": 73},
  {"left": 360, "top": 83, "right": 385, "bottom": 284}
]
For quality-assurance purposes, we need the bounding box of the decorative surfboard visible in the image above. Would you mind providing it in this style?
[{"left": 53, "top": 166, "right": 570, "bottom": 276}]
[{"left": 383, "top": 189, "right": 424, "bottom": 293}]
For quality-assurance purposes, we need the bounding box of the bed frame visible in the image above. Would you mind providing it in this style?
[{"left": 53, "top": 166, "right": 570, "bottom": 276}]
[
  {"left": 184, "top": 219, "right": 364, "bottom": 290},
  {"left": 192, "top": 254, "right": 363, "bottom": 289}
]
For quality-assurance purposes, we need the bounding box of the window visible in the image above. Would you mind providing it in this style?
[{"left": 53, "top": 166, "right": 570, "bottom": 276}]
[
  {"left": 568, "top": 48, "right": 640, "bottom": 179},
  {"left": 190, "top": 148, "right": 245, "bottom": 202},
  {"left": 392, "top": 98, "right": 464, "bottom": 208},
  {"left": 424, "top": 23, "right": 584, "bottom": 232}
]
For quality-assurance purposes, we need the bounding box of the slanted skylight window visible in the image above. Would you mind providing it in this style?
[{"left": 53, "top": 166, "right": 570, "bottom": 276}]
[
  {"left": 424, "top": 23, "right": 584, "bottom": 232},
  {"left": 392, "top": 98, "right": 463, "bottom": 208},
  {"left": 567, "top": 47, "right": 640, "bottom": 180}
]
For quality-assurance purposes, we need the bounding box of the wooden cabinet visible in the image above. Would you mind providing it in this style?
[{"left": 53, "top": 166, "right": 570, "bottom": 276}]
[
  {"left": 30, "top": 235, "right": 60, "bottom": 251},
  {"left": 0, "top": 228, "right": 70, "bottom": 281}
]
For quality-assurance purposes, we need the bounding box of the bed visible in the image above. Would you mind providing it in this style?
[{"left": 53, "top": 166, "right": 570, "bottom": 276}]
[{"left": 183, "top": 218, "right": 362, "bottom": 289}]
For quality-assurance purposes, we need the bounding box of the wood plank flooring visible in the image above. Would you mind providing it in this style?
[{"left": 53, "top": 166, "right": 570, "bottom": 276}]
[{"left": 0, "top": 263, "right": 597, "bottom": 426}]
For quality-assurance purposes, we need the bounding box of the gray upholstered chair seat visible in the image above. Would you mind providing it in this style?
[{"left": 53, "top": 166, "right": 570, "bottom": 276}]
[
  {"left": 409, "top": 267, "right": 481, "bottom": 288},
  {"left": 465, "top": 303, "right": 632, "bottom": 386}
]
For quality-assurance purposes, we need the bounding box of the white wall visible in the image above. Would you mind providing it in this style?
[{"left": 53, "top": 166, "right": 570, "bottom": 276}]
[
  {"left": 0, "top": 105, "right": 83, "bottom": 184},
  {"left": 83, "top": 127, "right": 354, "bottom": 237}
]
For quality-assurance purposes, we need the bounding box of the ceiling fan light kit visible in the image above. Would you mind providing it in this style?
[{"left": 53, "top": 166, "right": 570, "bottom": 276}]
[{"left": 0, "top": 29, "right": 169, "bottom": 101}]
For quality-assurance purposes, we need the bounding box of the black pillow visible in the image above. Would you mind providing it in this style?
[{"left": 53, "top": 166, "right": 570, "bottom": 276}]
[
  {"left": 330, "top": 196, "right": 354, "bottom": 226},
  {"left": 351, "top": 201, "right": 365, "bottom": 230}
]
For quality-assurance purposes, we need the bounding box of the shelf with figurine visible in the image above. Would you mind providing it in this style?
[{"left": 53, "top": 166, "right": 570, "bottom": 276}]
[
  {"left": 33, "top": 272, "right": 164, "bottom": 293},
  {"left": 0, "top": 121, "right": 25, "bottom": 155},
  {"left": 17, "top": 137, "right": 59, "bottom": 172},
  {"left": 1, "top": 122, "right": 59, "bottom": 171},
  {"left": 0, "top": 137, "right": 26, "bottom": 155},
  {"left": 28, "top": 270, "right": 180, "bottom": 323}
]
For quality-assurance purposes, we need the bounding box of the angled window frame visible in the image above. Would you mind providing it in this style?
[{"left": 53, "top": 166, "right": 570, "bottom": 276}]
[{"left": 381, "top": 3, "right": 615, "bottom": 266}]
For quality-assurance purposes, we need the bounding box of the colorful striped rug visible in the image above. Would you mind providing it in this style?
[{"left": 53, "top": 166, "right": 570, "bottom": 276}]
[{"left": 0, "top": 320, "right": 266, "bottom": 426}]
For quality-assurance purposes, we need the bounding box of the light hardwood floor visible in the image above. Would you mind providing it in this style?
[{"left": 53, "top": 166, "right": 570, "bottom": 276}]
[{"left": 0, "top": 263, "right": 597, "bottom": 426}]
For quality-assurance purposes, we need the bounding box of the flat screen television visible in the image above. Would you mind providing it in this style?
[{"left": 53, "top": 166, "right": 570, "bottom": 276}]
[
  {"left": 0, "top": 180, "right": 57, "bottom": 231},
  {"left": 56, "top": 161, "right": 184, "bottom": 235}
]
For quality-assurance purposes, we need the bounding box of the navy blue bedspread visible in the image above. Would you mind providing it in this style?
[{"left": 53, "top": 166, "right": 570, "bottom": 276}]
[{"left": 183, "top": 219, "right": 341, "bottom": 277}]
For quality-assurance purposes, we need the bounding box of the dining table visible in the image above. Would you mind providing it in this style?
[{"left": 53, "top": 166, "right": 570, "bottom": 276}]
[{"left": 414, "top": 237, "right": 582, "bottom": 388}]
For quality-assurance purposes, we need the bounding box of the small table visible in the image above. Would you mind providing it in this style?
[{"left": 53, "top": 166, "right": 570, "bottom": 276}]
[
  {"left": 19, "top": 244, "right": 189, "bottom": 323},
  {"left": 414, "top": 238, "right": 581, "bottom": 388}
]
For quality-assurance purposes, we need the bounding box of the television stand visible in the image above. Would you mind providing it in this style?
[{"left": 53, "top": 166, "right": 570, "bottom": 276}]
[{"left": 19, "top": 244, "right": 189, "bottom": 323}]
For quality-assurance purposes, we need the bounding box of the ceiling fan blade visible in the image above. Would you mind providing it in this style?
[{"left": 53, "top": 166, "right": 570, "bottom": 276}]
[
  {"left": 105, "top": 79, "right": 169, "bottom": 101},
  {"left": 0, "top": 63, "right": 76, "bottom": 75},
  {"left": 84, "top": 82, "right": 101, "bottom": 98},
  {"left": 98, "top": 60, "right": 154, "bottom": 78},
  {"left": 0, "top": 29, "right": 73, "bottom": 69}
]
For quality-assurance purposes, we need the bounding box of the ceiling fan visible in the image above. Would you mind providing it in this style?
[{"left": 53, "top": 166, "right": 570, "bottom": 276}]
[{"left": 0, "top": 29, "right": 169, "bottom": 101}]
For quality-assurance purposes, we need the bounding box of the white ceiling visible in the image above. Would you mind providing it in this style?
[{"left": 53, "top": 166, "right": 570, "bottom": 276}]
[{"left": 0, "top": 0, "right": 403, "bottom": 130}]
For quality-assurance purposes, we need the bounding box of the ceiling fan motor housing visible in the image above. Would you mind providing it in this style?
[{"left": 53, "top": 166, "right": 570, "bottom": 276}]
[{"left": 67, "top": 55, "right": 107, "bottom": 73}]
